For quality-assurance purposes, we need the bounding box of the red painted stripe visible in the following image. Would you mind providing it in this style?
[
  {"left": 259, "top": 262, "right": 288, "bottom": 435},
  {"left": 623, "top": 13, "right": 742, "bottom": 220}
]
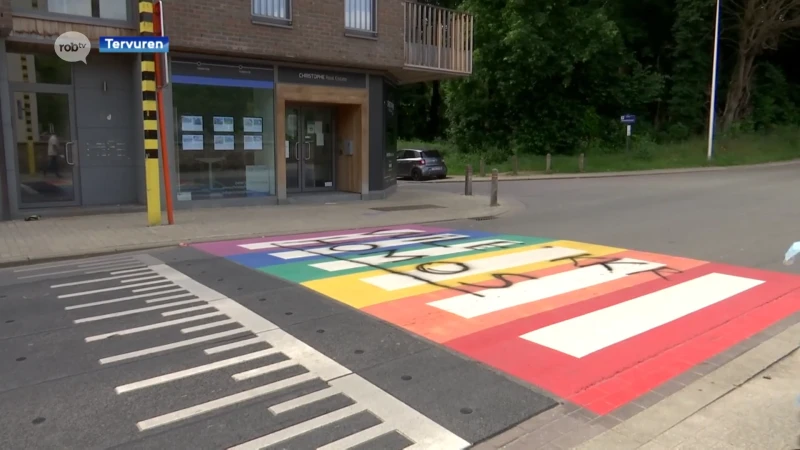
[{"left": 444, "top": 263, "right": 800, "bottom": 414}]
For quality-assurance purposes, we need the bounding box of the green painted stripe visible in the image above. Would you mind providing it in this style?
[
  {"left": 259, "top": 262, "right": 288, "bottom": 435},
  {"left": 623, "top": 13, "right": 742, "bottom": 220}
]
[{"left": 258, "top": 234, "right": 553, "bottom": 283}]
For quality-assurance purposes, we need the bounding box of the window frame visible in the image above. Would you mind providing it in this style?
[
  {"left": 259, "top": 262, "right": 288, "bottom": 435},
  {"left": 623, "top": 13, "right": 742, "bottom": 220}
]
[
  {"left": 251, "top": 0, "right": 292, "bottom": 28},
  {"left": 10, "top": 0, "right": 137, "bottom": 29},
  {"left": 344, "top": 0, "right": 377, "bottom": 38}
]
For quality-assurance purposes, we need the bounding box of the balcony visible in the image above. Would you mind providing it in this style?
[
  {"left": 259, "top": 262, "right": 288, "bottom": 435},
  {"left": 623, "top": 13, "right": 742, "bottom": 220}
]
[{"left": 402, "top": 2, "right": 473, "bottom": 82}]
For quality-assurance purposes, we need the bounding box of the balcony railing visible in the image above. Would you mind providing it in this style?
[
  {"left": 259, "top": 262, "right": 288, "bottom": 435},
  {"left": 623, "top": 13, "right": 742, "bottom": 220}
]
[{"left": 403, "top": 2, "right": 473, "bottom": 75}]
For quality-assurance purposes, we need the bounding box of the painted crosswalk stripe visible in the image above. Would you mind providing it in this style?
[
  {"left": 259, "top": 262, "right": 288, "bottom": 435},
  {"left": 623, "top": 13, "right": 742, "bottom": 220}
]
[
  {"left": 238, "top": 229, "right": 426, "bottom": 250},
  {"left": 310, "top": 238, "right": 522, "bottom": 272},
  {"left": 136, "top": 372, "right": 318, "bottom": 431},
  {"left": 180, "top": 319, "right": 236, "bottom": 333},
  {"left": 115, "top": 348, "right": 280, "bottom": 393},
  {"left": 99, "top": 327, "right": 250, "bottom": 364},
  {"left": 64, "top": 288, "right": 186, "bottom": 310},
  {"left": 204, "top": 336, "right": 266, "bottom": 355},
  {"left": 84, "top": 262, "right": 146, "bottom": 274},
  {"left": 229, "top": 403, "right": 366, "bottom": 449},
  {"left": 50, "top": 271, "right": 155, "bottom": 288},
  {"left": 318, "top": 423, "right": 395, "bottom": 450},
  {"left": 12, "top": 255, "right": 132, "bottom": 272},
  {"left": 272, "top": 233, "right": 468, "bottom": 260},
  {"left": 162, "top": 304, "right": 215, "bottom": 316},
  {"left": 85, "top": 311, "right": 226, "bottom": 342},
  {"left": 144, "top": 293, "right": 195, "bottom": 304},
  {"left": 109, "top": 267, "right": 151, "bottom": 275},
  {"left": 365, "top": 246, "right": 588, "bottom": 291},
  {"left": 74, "top": 299, "right": 204, "bottom": 323},
  {"left": 521, "top": 272, "right": 764, "bottom": 358},
  {"left": 429, "top": 258, "right": 665, "bottom": 319},
  {"left": 58, "top": 280, "right": 169, "bottom": 298},
  {"left": 268, "top": 387, "right": 340, "bottom": 414},
  {"left": 120, "top": 275, "right": 163, "bottom": 283},
  {"left": 232, "top": 360, "right": 297, "bottom": 381},
  {"left": 133, "top": 283, "right": 175, "bottom": 293}
]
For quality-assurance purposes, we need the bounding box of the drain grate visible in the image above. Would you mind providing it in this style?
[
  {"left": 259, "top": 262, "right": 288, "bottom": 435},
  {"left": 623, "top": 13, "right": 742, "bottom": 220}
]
[
  {"left": 470, "top": 216, "right": 498, "bottom": 221},
  {"left": 370, "top": 204, "right": 445, "bottom": 212}
]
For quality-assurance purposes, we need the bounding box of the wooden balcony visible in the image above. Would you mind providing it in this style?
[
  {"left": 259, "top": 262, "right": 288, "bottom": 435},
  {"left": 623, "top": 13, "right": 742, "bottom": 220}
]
[{"left": 403, "top": 2, "right": 473, "bottom": 77}]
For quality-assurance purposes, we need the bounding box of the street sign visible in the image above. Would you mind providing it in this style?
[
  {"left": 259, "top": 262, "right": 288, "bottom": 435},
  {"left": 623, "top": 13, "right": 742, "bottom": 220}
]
[{"left": 620, "top": 114, "right": 636, "bottom": 125}]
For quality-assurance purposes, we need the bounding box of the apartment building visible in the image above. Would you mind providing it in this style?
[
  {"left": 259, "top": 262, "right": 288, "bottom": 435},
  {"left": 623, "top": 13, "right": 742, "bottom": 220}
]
[{"left": 0, "top": 0, "right": 473, "bottom": 220}]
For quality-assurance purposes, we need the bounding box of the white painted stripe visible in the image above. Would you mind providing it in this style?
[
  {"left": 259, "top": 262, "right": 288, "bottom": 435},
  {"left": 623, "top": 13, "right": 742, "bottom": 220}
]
[
  {"left": 231, "top": 360, "right": 297, "bottom": 381},
  {"left": 521, "top": 272, "right": 764, "bottom": 358},
  {"left": 311, "top": 238, "right": 523, "bottom": 272},
  {"left": 365, "top": 246, "right": 588, "bottom": 291},
  {"left": 74, "top": 299, "right": 204, "bottom": 323},
  {"left": 12, "top": 255, "right": 131, "bottom": 272},
  {"left": 120, "top": 275, "right": 162, "bottom": 283},
  {"left": 109, "top": 267, "right": 151, "bottom": 275},
  {"left": 115, "top": 348, "right": 280, "bottom": 393},
  {"left": 85, "top": 312, "right": 226, "bottom": 342},
  {"left": 328, "top": 374, "right": 470, "bottom": 449},
  {"left": 17, "top": 261, "right": 143, "bottom": 278},
  {"left": 318, "top": 423, "right": 395, "bottom": 450},
  {"left": 136, "top": 373, "right": 317, "bottom": 431},
  {"left": 99, "top": 328, "right": 249, "bottom": 364},
  {"left": 180, "top": 319, "right": 236, "bottom": 333},
  {"left": 64, "top": 288, "right": 185, "bottom": 310},
  {"left": 204, "top": 337, "right": 266, "bottom": 355},
  {"left": 430, "top": 258, "right": 665, "bottom": 319},
  {"left": 144, "top": 293, "right": 196, "bottom": 304},
  {"left": 161, "top": 304, "right": 215, "bottom": 316},
  {"left": 229, "top": 404, "right": 365, "bottom": 449},
  {"left": 84, "top": 262, "right": 147, "bottom": 274},
  {"left": 133, "top": 283, "right": 174, "bottom": 293},
  {"left": 58, "top": 280, "right": 169, "bottom": 298},
  {"left": 77, "top": 258, "right": 136, "bottom": 268},
  {"left": 238, "top": 229, "right": 426, "bottom": 250},
  {"left": 272, "top": 233, "right": 468, "bottom": 260},
  {"left": 268, "top": 386, "right": 340, "bottom": 414},
  {"left": 50, "top": 272, "right": 154, "bottom": 288}
]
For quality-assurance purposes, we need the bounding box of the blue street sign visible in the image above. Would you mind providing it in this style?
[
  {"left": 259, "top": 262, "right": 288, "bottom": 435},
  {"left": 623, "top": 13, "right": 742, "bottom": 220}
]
[{"left": 620, "top": 114, "right": 636, "bottom": 124}]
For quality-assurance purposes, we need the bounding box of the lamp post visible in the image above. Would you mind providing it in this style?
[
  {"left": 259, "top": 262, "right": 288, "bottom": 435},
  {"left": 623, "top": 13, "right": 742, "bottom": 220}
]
[{"left": 707, "top": 0, "right": 722, "bottom": 161}]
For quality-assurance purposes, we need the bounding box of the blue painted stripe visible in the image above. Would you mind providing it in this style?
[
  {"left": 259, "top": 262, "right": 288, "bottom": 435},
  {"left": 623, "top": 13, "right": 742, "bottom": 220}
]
[{"left": 172, "top": 75, "right": 274, "bottom": 89}]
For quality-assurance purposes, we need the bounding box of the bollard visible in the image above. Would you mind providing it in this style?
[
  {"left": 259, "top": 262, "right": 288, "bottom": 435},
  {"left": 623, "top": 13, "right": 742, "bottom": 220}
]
[
  {"left": 578, "top": 153, "right": 585, "bottom": 172},
  {"left": 464, "top": 164, "right": 473, "bottom": 196},
  {"left": 545, "top": 153, "right": 552, "bottom": 174},
  {"left": 479, "top": 157, "right": 485, "bottom": 177},
  {"left": 512, "top": 155, "right": 519, "bottom": 175},
  {"left": 490, "top": 169, "right": 499, "bottom": 206}
]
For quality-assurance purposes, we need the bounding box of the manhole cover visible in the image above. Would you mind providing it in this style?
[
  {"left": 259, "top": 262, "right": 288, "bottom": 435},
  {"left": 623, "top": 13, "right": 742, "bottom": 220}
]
[
  {"left": 470, "top": 216, "right": 497, "bottom": 221},
  {"left": 370, "top": 204, "right": 444, "bottom": 212}
]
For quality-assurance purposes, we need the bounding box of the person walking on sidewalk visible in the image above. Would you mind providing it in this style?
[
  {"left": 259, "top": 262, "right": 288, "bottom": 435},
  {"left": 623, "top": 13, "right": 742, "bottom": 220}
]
[{"left": 44, "top": 132, "right": 62, "bottom": 178}]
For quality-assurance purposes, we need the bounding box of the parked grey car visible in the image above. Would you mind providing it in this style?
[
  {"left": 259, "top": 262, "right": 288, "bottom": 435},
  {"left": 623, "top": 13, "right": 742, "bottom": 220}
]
[{"left": 397, "top": 149, "right": 448, "bottom": 181}]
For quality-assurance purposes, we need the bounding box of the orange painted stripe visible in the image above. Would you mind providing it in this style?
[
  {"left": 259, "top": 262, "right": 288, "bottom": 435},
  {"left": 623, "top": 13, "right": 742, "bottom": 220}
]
[{"left": 363, "top": 250, "right": 708, "bottom": 344}]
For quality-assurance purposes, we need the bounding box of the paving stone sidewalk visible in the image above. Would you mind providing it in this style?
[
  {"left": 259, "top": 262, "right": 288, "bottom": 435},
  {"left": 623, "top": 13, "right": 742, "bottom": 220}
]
[{"left": 0, "top": 189, "right": 519, "bottom": 265}]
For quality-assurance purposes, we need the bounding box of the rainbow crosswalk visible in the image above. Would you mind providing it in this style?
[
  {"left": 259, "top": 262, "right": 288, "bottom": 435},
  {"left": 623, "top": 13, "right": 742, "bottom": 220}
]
[{"left": 193, "top": 225, "right": 800, "bottom": 415}]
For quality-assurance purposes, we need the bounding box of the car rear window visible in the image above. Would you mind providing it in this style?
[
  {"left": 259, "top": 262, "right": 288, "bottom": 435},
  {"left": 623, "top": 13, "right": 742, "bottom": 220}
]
[{"left": 422, "top": 150, "right": 442, "bottom": 158}]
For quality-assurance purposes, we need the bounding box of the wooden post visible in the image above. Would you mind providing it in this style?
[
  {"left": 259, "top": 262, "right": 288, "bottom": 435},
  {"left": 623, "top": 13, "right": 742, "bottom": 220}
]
[
  {"left": 464, "top": 164, "right": 473, "bottom": 196},
  {"left": 479, "top": 157, "right": 485, "bottom": 177},
  {"left": 490, "top": 169, "right": 499, "bottom": 206},
  {"left": 545, "top": 153, "right": 552, "bottom": 174},
  {"left": 578, "top": 153, "right": 585, "bottom": 172}
]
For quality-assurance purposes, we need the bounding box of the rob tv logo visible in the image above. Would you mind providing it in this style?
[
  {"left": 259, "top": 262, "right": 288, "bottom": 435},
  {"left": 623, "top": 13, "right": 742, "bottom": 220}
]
[{"left": 54, "top": 32, "right": 169, "bottom": 63}]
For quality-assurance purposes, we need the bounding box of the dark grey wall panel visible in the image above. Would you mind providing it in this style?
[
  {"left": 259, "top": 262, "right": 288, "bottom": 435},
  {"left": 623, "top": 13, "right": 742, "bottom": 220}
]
[{"left": 368, "top": 75, "right": 384, "bottom": 192}]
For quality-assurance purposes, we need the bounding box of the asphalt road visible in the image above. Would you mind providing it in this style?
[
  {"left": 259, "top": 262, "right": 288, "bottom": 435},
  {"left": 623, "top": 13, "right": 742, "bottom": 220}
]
[{"left": 402, "top": 163, "right": 800, "bottom": 271}]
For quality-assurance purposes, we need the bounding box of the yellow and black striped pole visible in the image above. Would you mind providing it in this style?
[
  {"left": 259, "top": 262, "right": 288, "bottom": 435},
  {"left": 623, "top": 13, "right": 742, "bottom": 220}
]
[
  {"left": 140, "top": 0, "right": 161, "bottom": 225},
  {"left": 20, "top": 55, "right": 35, "bottom": 175}
]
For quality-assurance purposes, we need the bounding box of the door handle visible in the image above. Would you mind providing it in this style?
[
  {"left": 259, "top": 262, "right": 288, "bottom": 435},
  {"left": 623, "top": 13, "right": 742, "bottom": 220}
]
[
  {"left": 64, "top": 141, "right": 75, "bottom": 166},
  {"left": 304, "top": 142, "right": 311, "bottom": 160},
  {"left": 294, "top": 142, "right": 300, "bottom": 160}
]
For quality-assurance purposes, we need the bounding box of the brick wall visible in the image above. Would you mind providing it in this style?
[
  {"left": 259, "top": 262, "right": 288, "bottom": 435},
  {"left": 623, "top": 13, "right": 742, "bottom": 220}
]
[{"left": 163, "top": 0, "right": 405, "bottom": 70}]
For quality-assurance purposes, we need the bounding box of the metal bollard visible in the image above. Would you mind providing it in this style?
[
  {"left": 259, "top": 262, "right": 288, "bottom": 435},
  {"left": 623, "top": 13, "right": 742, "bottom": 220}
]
[
  {"left": 490, "top": 169, "right": 499, "bottom": 206},
  {"left": 464, "top": 164, "right": 473, "bottom": 196},
  {"left": 479, "top": 157, "right": 485, "bottom": 177},
  {"left": 545, "top": 153, "right": 552, "bottom": 174},
  {"left": 578, "top": 153, "right": 585, "bottom": 172}
]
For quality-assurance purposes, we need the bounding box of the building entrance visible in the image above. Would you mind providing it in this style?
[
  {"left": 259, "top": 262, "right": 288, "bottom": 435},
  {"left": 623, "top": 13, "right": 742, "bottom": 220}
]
[{"left": 284, "top": 105, "right": 335, "bottom": 193}]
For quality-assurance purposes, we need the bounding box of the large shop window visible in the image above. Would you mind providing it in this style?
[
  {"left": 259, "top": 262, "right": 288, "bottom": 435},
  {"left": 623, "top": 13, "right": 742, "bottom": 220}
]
[
  {"left": 171, "top": 65, "right": 276, "bottom": 201},
  {"left": 12, "top": 0, "right": 129, "bottom": 20}
]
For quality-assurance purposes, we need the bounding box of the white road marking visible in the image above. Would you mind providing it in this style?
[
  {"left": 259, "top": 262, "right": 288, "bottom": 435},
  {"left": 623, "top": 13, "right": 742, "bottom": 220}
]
[
  {"left": 136, "top": 373, "right": 318, "bottom": 431},
  {"left": 58, "top": 280, "right": 169, "bottom": 298},
  {"left": 50, "top": 272, "right": 155, "bottom": 288},
  {"left": 429, "top": 258, "right": 666, "bottom": 318},
  {"left": 84, "top": 262, "right": 146, "bottom": 274},
  {"left": 231, "top": 360, "right": 297, "bottom": 381},
  {"left": 120, "top": 275, "right": 163, "bottom": 283},
  {"left": 12, "top": 255, "right": 132, "bottom": 272},
  {"left": 229, "top": 404, "right": 366, "bottom": 449},
  {"left": 64, "top": 288, "right": 185, "bottom": 310},
  {"left": 521, "top": 272, "right": 764, "bottom": 357},
  {"left": 318, "top": 423, "right": 395, "bottom": 450},
  {"left": 237, "top": 228, "right": 426, "bottom": 250},
  {"left": 161, "top": 304, "right": 215, "bottom": 316},
  {"left": 364, "top": 246, "right": 587, "bottom": 291},
  {"left": 272, "top": 233, "right": 468, "bottom": 260},
  {"left": 310, "top": 238, "right": 522, "bottom": 272},
  {"left": 180, "top": 319, "right": 236, "bottom": 333},
  {"left": 133, "top": 284, "right": 175, "bottom": 293},
  {"left": 99, "top": 328, "right": 249, "bottom": 364},
  {"left": 109, "top": 267, "right": 151, "bottom": 275},
  {"left": 268, "top": 387, "right": 340, "bottom": 414},
  {"left": 115, "top": 348, "right": 280, "bottom": 393},
  {"left": 144, "top": 293, "right": 195, "bottom": 304},
  {"left": 85, "top": 311, "right": 226, "bottom": 342},
  {"left": 204, "top": 337, "right": 266, "bottom": 355},
  {"left": 17, "top": 261, "right": 144, "bottom": 278},
  {"left": 74, "top": 299, "right": 205, "bottom": 323}
]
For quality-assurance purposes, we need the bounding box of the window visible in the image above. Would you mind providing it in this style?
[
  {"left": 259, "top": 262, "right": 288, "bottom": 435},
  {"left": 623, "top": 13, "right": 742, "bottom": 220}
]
[
  {"left": 422, "top": 150, "right": 442, "bottom": 158},
  {"left": 252, "top": 0, "right": 291, "bottom": 25},
  {"left": 6, "top": 53, "right": 72, "bottom": 85},
  {"left": 345, "top": 0, "right": 376, "bottom": 34},
  {"left": 11, "top": 0, "right": 128, "bottom": 20}
]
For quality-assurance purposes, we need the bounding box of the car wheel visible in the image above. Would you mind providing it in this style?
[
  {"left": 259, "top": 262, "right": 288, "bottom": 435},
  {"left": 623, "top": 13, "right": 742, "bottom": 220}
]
[
  {"left": 412, "top": 169, "right": 423, "bottom": 181},
  {"left": 436, "top": 174, "right": 446, "bottom": 179}
]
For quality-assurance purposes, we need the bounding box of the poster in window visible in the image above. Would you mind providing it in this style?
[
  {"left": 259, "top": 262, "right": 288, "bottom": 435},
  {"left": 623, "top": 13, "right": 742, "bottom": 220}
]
[
  {"left": 213, "top": 116, "right": 234, "bottom": 133},
  {"left": 244, "top": 135, "right": 263, "bottom": 150},
  {"left": 214, "top": 134, "right": 235, "bottom": 151},
  {"left": 182, "top": 134, "right": 204, "bottom": 151},
  {"left": 181, "top": 115, "right": 203, "bottom": 132},
  {"left": 243, "top": 117, "right": 263, "bottom": 133}
]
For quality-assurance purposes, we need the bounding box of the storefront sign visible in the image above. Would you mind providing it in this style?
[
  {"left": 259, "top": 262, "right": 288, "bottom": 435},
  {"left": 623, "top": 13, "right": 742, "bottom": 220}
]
[
  {"left": 172, "top": 59, "right": 274, "bottom": 83},
  {"left": 278, "top": 67, "right": 366, "bottom": 88}
]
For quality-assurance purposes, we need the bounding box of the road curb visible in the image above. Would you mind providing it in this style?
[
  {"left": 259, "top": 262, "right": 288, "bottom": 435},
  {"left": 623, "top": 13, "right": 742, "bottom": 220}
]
[{"left": 423, "top": 158, "right": 800, "bottom": 184}]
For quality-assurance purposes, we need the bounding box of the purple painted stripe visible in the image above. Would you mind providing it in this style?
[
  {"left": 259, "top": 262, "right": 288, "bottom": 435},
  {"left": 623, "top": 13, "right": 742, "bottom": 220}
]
[{"left": 191, "top": 224, "right": 450, "bottom": 257}]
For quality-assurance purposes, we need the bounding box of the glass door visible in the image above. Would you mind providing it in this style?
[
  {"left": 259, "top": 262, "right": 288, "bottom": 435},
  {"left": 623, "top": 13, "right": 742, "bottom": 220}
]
[
  {"left": 285, "top": 107, "right": 301, "bottom": 192},
  {"left": 11, "top": 90, "right": 80, "bottom": 207},
  {"left": 285, "top": 105, "right": 335, "bottom": 193}
]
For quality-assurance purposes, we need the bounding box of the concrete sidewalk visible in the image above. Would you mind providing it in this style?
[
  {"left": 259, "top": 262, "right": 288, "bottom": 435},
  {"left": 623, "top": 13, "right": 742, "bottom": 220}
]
[{"left": 0, "top": 189, "right": 520, "bottom": 266}]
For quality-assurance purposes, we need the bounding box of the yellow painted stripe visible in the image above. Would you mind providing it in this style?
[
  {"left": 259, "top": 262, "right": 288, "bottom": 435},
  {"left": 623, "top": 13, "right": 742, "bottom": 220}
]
[
  {"left": 140, "top": 21, "right": 153, "bottom": 33},
  {"left": 145, "top": 158, "right": 161, "bottom": 226},
  {"left": 142, "top": 100, "right": 157, "bottom": 111},
  {"left": 144, "top": 120, "right": 158, "bottom": 130},
  {"left": 141, "top": 60, "right": 155, "bottom": 72},
  {"left": 144, "top": 138, "right": 159, "bottom": 150},
  {"left": 142, "top": 80, "right": 156, "bottom": 91},
  {"left": 139, "top": 1, "right": 153, "bottom": 13},
  {"left": 301, "top": 240, "right": 625, "bottom": 309}
]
